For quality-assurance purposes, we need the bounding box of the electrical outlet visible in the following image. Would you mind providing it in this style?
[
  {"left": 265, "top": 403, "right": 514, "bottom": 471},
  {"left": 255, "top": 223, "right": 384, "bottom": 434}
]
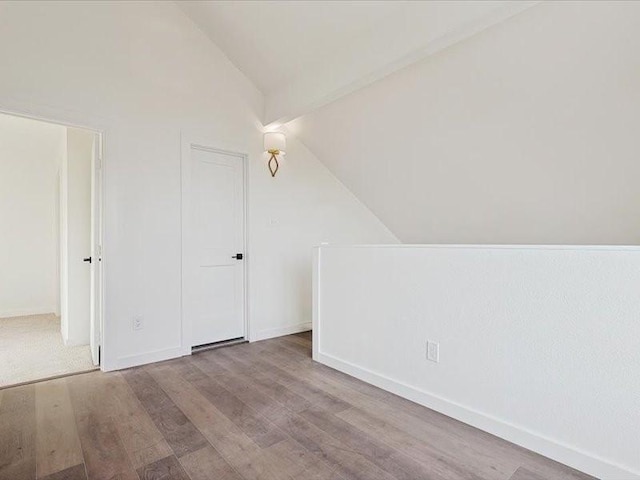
[
  {"left": 133, "top": 316, "right": 143, "bottom": 331},
  {"left": 426, "top": 340, "right": 439, "bottom": 363}
]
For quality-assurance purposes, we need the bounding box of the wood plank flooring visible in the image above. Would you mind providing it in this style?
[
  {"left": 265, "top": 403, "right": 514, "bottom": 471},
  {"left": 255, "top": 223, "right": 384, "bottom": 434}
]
[{"left": 0, "top": 332, "right": 597, "bottom": 480}]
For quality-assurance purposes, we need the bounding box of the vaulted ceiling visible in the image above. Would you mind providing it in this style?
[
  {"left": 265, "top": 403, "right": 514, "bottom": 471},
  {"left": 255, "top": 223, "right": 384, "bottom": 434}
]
[
  {"left": 178, "top": 1, "right": 536, "bottom": 125},
  {"left": 179, "top": 2, "right": 640, "bottom": 246},
  {"left": 178, "top": 1, "right": 403, "bottom": 95},
  {"left": 287, "top": 2, "right": 640, "bottom": 244}
]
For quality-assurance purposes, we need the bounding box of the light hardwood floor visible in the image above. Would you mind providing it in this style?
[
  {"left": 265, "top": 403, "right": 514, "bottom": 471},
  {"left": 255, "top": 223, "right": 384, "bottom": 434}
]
[{"left": 0, "top": 332, "right": 596, "bottom": 480}]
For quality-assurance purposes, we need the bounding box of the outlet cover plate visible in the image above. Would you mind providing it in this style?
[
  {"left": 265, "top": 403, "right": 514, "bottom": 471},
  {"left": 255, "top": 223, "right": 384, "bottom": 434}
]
[{"left": 427, "top": 341, "right": 439, "bottom": 363}]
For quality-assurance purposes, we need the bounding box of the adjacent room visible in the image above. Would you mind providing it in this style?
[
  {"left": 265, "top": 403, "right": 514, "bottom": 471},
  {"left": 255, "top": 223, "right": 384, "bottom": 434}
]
[
  {"left": 0, "top": 113, "right": 99, "bottom": 387},
  {"left": 0, "top": 1, "right": 638, "bottom": 480}
]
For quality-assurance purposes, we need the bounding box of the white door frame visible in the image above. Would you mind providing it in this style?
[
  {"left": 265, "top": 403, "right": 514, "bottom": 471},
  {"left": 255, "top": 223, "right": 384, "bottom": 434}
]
[
  {"left": 0, "top": 106, "right": 106, "bottom": 369},
  {"left": 180, "top": 135, "right": 249, "bottom": 355},
  {"left": 89, "top": 132, "right": 103, "bottom": 365}
]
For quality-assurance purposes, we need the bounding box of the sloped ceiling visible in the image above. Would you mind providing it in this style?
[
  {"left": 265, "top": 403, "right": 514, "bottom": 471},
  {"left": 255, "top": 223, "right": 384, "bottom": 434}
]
[
  {"left": 287, "top": 1, "right": 640, "bottom": 245},
  {"left": 177, "top": 1, "right": 403, "bottom": 95},
  {"left": 177, "top": 1, "right": 535, "bottom": 125},
  {"left": 177, "top": 1, "right": 640, "bottom": 245}
]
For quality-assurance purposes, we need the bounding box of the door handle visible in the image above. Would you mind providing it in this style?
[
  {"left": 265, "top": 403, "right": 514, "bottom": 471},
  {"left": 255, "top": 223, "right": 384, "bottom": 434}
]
[
  {"left": 232, "top": 253, "right": 243, "bottom": 260},
  {"left": 83, "top": 257, "right": 92, "bottom": 264}
]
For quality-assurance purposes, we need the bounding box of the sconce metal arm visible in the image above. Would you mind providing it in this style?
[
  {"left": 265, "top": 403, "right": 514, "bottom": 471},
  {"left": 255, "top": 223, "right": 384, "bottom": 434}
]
[{"left": 268, "top": 149, "right": 280, "bottom": 177}]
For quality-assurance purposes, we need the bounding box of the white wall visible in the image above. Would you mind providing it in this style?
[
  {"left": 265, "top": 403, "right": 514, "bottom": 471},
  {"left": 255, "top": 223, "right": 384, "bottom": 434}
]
[
  {"left": 314, "top": 245, "right": 640, "bottom": 479},
  {"left": 0, "top": 1, "right": 396, "bottom": 369},
  {"left": 0, "top": 113, "right": 66, "bottom": 318},
  {"left": 250, "top": 135, "right": 398, "bottom": 341},
  {"left": 290, "top": 1, "right": 640, "bottom": 245},
  {"left": 60, "top": 128, "right": 93, "bottom": 345},
  {"left": 59, "top": 136, "right": 68, "bottom": 327}
]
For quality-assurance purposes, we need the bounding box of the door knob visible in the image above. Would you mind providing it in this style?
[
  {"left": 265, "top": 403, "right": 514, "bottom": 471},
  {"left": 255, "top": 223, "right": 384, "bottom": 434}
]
[
  {"left": 232, "top": 253, "right": 243, "bottom": 260},
  {"left": 83, "top": 257, "right": 92, "bottom": 263}
]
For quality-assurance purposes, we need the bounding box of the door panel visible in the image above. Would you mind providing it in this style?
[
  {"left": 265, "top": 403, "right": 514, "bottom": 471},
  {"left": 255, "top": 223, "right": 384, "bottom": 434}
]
[
  {"left": 89, "top": 133, "right": 102, "bottom": 365},
  {"left": 183, "top": 146, "right": 245, "bottom": 347}
]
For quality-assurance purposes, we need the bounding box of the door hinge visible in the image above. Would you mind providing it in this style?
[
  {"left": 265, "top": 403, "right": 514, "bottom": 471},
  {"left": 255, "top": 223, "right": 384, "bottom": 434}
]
[{"left": 98, "top": 345, "right": 101, "bottom": 364}]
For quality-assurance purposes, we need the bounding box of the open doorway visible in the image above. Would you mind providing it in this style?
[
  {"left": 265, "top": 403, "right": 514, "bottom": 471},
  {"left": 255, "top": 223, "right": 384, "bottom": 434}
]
[{"left": 0, "top": 112, "right": 102, "bottom": 388}]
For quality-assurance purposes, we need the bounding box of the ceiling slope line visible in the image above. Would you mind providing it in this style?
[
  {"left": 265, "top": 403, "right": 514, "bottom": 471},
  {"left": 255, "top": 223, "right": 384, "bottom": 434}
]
[
  {"left": 267, "top": 1, "right": 539, "bottom": 128},
  {"left": 282, "top": 125, "right": 401, "bottom": 244}
]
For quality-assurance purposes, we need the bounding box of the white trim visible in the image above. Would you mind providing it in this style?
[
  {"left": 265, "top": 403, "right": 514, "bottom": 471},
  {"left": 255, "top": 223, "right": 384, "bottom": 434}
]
[
  {"left": 315, "top": 243, "right": 640, "bottom": 252},
  {"left": 315, "top": 351, "right": 639, "bottom": 480},
  {"left": 243, "top": 146, "right": 252, "bottom": 343},
  {"left": 96, "top": 131, "right": 106, "bottom": 370},
  {"left": 312, "top": 247, "right": 321, "bottom": 360},
  {"left": 0, "top": 105, "right": 107, "bottom": 134},
  {"left": 251, "top": 322, "right": 312, "bottom": 343},
  {"left": 89, "top": 131, "right": 104, "bottom": 367},
  {"left": 111, "top": 346, "right": 184, "bottom": 371},
  {"left": 180, "top": 134, "right": 249, "bottom": 354},
  {"left": 0, "top": 307, "right": 58, "bottom": 319}
]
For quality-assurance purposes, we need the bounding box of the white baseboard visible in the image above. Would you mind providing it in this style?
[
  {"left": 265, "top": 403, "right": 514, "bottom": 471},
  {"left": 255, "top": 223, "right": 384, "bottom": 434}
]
[
  {"left": 111, "top": 346, "right": 185, "bottom": 371},
  {"left": 316, "top": 351, "right": 639, "bottom": 480},
  {"left": 251, "top": 322, "right": 311, "bottom": 342},
  {"left": 110, "top": 323, "right": 312, "bottom": 371},
  {"left": 0, "top": 306, "right": 56, "bottom": 319}
]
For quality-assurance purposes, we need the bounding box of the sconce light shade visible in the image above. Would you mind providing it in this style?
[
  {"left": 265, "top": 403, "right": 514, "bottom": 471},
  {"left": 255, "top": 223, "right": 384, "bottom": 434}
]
[{"left": 264, "top": 132, "right": 286, "bottom": 155}]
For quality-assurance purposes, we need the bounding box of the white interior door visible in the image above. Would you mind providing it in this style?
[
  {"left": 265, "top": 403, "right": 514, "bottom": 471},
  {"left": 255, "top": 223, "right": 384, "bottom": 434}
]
[
  {"left": 89, "top": 133, "right": 102, "bottom": 365},
  {"left": 183, "top": 144, "right": 245, "bottom": 348}
]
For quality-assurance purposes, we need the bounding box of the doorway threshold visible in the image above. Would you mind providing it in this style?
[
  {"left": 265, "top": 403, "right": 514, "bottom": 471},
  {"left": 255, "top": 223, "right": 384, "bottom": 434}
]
[
  {"left": 192, "top": 337, "right": 247, "bottom": 354},
  {"left": 0, "top": 366, "right": 99, "bottom": 391}
]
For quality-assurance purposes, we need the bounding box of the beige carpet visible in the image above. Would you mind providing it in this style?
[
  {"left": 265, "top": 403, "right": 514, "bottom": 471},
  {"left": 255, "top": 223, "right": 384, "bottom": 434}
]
[{"left": 0, "top": 313, "right": 96, "bottom": 388}]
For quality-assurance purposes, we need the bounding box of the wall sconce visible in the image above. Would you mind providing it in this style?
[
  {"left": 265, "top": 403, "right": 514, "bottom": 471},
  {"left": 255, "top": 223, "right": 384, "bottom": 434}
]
[{"left": 264, "top": 132, "right": 286, "bottom": 177}]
